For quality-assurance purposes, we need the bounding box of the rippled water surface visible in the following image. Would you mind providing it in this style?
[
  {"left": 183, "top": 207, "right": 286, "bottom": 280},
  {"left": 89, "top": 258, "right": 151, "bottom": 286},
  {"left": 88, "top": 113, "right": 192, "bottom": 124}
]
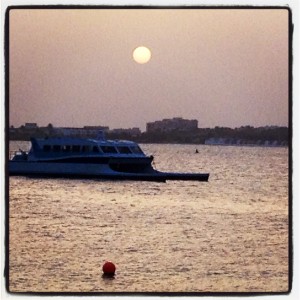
[{"left": 8, "top": 142, "right": 289, "bottom": 293}]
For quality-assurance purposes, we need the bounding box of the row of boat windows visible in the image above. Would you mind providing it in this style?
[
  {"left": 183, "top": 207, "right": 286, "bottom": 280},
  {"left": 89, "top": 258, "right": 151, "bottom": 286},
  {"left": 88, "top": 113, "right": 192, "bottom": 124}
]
[{"left": 42, "top": 144, "right": 143, "bottom": 154}]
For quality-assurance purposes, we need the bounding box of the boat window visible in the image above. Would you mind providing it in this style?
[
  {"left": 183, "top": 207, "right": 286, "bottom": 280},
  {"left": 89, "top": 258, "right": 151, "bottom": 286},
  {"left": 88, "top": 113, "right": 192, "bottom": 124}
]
[
  {"left": 72, "top": 145, "right": 81, "bottom": 152},
  {"left": 130, "top": 146, "right": 144, "bottom": 154},
  {"left": 62, "top": 145, "right": 71, "bottom": 152},
  {"left": 82, "top": 145, "right": 90, "bottom": 152},
  {"left": 100, "top": 146, "right": 118, "bottom": 154},
  {"left": 117, "top": 146, "right": 132, "bottom": 154},
  {"left": 92, "top": 146, "right": 100, "bottom": 153},
  {"left": 53, "top": 145, "right": 61, "bottom": 152},
  {"left": 43, "top": 145, "right": 51, "bottom": 152}
]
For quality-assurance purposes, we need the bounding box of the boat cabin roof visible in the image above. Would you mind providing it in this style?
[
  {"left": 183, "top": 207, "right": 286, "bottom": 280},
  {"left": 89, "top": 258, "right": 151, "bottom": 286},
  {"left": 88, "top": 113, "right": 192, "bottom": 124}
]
[
  {"left": 34, "top": 137, "right": 137, "bottom": 147},
  {"left": 30, "top": 137, "right": 145, "bottom": 156}
]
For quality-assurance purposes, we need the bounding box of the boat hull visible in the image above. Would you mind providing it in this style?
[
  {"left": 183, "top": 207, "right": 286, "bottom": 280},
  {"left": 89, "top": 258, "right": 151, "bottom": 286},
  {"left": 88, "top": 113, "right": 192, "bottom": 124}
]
[{"left": 9, "top": 161, "right": 209, "bottom": 182}]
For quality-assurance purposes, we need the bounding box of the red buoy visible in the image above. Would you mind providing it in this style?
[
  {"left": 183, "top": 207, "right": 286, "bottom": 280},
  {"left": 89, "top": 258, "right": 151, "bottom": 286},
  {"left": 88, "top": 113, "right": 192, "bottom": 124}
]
[{"left": 102, "top": 261, "right": 116, "bottom": 276}]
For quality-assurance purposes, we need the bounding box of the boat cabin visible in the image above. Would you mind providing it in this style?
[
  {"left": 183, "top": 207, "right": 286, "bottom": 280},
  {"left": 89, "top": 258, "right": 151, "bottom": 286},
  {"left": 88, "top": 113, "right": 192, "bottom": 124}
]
[
  {"left": 39, "top": 141, "right": 144, "bottom": 155},
  {"left": 32, "top": 137, "right": 144, "bottom": 155}
]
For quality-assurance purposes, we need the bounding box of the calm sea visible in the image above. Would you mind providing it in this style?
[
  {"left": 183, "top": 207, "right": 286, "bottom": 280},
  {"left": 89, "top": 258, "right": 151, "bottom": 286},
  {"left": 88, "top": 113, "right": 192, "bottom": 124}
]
[{"left": 8, "top": 141, "right": 289, "bottom": 293}]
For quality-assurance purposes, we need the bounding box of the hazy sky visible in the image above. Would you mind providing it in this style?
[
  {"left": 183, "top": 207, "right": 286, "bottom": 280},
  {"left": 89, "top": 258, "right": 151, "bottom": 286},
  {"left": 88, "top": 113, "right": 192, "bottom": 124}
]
[{"left": 9, "top": 8, "right": 289, "bottom": 131}]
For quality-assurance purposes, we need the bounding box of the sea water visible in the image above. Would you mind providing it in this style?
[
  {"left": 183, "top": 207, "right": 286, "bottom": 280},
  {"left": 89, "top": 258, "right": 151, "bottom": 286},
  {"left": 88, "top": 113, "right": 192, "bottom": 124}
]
[{"left": 8, "top": 142, "right": 289, "bottom": 293}]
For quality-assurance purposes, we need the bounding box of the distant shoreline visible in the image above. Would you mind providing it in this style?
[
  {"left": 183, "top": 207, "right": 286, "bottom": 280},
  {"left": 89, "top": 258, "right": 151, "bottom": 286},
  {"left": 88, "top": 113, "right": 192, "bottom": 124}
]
[
  {"left": 8, "top": 125, "right": 289, "bottom": 148},
  {"left": 9, "top": 139, "right": 288, "bottom": 149}
]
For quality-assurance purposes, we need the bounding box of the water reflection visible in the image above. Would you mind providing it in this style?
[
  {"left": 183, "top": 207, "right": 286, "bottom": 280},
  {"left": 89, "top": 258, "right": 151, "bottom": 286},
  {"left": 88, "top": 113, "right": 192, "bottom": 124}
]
[{"left": 8, "top": 142, "right": 289, "bottom": 293}]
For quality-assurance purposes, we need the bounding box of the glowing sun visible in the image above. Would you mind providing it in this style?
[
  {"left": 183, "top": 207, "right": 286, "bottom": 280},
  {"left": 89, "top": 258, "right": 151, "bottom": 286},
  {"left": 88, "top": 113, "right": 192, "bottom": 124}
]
[{"left": 133, "top": 46, "right": 151, "bottom": 64}]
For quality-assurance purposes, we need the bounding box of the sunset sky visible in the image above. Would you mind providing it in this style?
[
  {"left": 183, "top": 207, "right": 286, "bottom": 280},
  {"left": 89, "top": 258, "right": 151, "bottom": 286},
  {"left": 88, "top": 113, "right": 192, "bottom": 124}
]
[{"left": 9, "top": 8, "right": 289, "bottom": 131}]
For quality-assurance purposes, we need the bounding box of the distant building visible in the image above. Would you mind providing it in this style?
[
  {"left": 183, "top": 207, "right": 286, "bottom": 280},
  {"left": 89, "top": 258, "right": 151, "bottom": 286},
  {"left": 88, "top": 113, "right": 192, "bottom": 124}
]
[
  {"left": 110, "top": 127, "right": 141, "bottom": 137},
  {"left": 24, "top": 122, "right": 38, "bottom": 129},
  {"left": 146, "top": 117, "right": 198, "bottom": 133},
  {"left": 83, "top": 126, "right": 109, "bottom": 131},
  {"left": 52, "top": 125, "right": 109, "bottom": 138}
]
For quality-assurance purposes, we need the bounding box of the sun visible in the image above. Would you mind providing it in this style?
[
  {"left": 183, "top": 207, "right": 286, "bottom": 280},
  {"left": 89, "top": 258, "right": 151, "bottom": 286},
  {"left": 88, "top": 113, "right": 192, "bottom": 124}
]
[{"left": 133, "top": 46, "right": 151, "bottom": 64}]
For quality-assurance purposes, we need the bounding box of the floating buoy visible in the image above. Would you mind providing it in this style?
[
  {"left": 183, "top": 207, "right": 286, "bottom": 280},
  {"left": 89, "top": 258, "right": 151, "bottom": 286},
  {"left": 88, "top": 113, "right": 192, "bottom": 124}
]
[{"left": 102, "top": 261, "right": 116, "bottom": 276}]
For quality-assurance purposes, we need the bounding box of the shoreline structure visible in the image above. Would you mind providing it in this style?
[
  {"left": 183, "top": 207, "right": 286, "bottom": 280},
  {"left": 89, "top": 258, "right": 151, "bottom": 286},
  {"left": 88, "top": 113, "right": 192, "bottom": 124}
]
[{"left": 9, "top": 119, "right": 288, "bottom": 147}]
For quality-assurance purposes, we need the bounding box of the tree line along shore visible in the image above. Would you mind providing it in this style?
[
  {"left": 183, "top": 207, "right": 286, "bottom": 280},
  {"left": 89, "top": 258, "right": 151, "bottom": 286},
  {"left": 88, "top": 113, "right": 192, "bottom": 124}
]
[{"left": 9, "top": 124, "right": 289, "bottom": 147}]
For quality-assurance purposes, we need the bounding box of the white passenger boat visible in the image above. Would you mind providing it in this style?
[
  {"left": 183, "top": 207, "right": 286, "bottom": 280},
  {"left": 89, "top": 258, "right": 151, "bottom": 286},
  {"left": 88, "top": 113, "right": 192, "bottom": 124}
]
[{"left": 9, "top": 135, "right": 209, "bottom": 182}]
